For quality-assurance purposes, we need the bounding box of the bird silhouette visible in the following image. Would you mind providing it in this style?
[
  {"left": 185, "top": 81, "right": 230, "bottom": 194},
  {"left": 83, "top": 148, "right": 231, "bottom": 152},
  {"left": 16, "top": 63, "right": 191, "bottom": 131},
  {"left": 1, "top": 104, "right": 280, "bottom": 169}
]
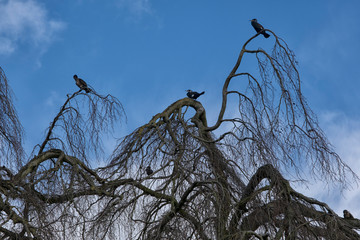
[
  {"left": 343, "top": 210, "right": 354, "bottom": 219},
  {"left": 250, "top": 19, "right": 270, "bottom": 38},
  {"left": 145, "top": 166, "right": 153, "bottom": 175},
  {"left": 73, "top": 75, "right": 91, "bottom": 93},
  {"left": 186, "top": 90, "right": 205, "bottom": 100}
]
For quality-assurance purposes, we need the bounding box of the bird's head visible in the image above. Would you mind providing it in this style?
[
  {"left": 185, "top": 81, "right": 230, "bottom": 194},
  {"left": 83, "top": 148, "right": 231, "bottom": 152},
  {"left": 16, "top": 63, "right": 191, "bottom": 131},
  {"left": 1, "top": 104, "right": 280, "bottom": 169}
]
[
  {"left": 73, "top": 75, "right": 78, "bottom": 79},
  {"left": 250, "top": 19, "right": 257, "bottom": 22},
  {"left": 186, "top": 90, "right": 192, "bottom": 93}
]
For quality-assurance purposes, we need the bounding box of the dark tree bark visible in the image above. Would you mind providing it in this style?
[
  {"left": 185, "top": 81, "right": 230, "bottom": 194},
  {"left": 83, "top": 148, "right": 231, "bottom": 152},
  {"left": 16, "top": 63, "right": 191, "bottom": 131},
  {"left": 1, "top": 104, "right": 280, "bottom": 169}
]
[{"left": 0, "top": 30, "right": 358, "bottom": 239}]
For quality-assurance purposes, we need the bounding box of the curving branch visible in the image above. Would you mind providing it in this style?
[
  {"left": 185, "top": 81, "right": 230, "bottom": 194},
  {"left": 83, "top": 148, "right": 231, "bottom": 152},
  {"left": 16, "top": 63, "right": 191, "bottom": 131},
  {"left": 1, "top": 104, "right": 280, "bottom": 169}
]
[
  {"left": 34, "top": 90, "right": 125, "bottom": 162},
  {"left": 0, "top": 30, "right": 358, "bottom": 240}
]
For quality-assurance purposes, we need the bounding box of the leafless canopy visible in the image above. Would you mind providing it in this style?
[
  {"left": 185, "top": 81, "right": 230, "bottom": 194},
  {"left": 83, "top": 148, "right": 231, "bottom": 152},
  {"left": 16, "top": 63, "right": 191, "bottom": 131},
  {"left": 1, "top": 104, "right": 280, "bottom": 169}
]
[
  {"left": 0, "top": 30, "right": 359, "bottom": 239},
  {"left": 0, "top": 67, "right": 24, "bottom": 167},
  {"left": 33, "top": 89, "right": 125, "bottom": 162}
]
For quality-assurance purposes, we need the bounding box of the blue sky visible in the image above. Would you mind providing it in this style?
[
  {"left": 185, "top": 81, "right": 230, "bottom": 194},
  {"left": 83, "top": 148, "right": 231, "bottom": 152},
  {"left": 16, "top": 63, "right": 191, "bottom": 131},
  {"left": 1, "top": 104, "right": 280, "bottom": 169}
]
[{"left": 1, "top": 0, "right": 360, "bottom": 218}]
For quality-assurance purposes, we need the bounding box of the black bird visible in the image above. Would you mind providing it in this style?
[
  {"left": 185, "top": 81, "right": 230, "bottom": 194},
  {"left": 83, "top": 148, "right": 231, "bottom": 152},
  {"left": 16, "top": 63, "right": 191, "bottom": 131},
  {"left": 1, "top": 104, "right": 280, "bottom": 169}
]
[
  {"left": 186, "top": 90, "right": 205, "bottom": 100},
  {"left": 343, "top": 210, "right": 355, "bottom": 219},
  {"left": 145, "top": 166, "right": 153, "bottom": 175},
  {"left": 250, "top": 19, "right": 270, "bottom": 38},
  {"left": 73, "top": 75, "right": 91, "bottom": 93}
]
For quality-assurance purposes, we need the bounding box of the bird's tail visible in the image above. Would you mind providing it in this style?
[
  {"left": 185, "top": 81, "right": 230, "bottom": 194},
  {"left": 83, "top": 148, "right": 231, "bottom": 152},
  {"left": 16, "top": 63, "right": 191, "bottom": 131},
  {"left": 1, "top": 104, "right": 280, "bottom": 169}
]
[
  {"left": 200, "top": 91, "right": 205, "bottom": 95},
  {"left": 263, "top": 32, "right": 270, "bottom": 38}
]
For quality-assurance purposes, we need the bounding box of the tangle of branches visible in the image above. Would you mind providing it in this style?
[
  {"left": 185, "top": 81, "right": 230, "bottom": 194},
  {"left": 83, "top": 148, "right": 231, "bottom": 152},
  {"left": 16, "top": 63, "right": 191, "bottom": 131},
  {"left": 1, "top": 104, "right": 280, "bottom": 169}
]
[{"left": 0, "top": 30, "right": 358, "bottom": 239}]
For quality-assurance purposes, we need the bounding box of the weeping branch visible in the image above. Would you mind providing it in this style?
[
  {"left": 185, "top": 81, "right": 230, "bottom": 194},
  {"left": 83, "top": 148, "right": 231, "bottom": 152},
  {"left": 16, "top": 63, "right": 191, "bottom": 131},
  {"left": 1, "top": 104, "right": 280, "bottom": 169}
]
[{"left": 0, "top": 30, "right": 357, "bottom": 239}]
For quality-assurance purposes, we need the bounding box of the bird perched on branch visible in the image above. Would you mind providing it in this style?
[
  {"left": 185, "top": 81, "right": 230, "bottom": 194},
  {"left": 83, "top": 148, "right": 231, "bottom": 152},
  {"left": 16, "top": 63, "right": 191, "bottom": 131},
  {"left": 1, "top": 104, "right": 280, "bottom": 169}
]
[
  {"left": 145, "top": 166, "right": 153, "bottom": 175},
  {"left": 73, "top": 75, "right": 91, "bottom": 93},
  {"left": 250, "top": 19, "right": 270, "bottom": 38},
  {"left": 343, "top": 210, "right": 355, "bottom": 219},
  {"left": 186, "top": 90, "right": 205, "bottom": 100}
]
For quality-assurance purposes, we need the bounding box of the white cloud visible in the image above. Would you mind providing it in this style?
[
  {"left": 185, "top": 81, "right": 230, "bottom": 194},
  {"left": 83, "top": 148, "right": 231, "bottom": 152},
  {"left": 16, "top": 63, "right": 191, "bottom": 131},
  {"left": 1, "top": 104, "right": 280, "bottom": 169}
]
[
  {"left": 293, "top": 111, "right": 360, "bottom": 218},
  {"left": 320, "top": 112, "right": 360, "bottom": 215},
  {"left": 0, "top": 0, "right": 65, "bottom": 55},
  {"left": 321, "top": 111, "right": 360, "bottom": 174}
]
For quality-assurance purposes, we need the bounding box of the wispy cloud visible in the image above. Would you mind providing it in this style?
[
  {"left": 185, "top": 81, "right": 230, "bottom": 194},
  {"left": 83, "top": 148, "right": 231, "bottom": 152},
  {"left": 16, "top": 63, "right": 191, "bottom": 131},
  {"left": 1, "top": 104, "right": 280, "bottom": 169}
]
[
  {"left": 0, "top": 0, "right": 65, "bottom": 55},
  {"left": 298, "top": 3, "right": 360, "bottom": 80},
  {"left": 294, "top": 111, "right": 360, "bottom": 217},
  {"left": 45, "top": 91, "right": 63, "bottom": 108},
  {"left": 115, "top": 0, "right": 153, "bottom": 19},
  {"left": 0, "top": 37, "right": 15, "bottom": 54}
]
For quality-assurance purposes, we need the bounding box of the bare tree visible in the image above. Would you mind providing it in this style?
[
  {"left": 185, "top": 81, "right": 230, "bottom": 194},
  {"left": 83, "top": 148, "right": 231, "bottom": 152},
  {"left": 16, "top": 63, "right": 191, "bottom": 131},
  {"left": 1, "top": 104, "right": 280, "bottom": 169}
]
[
  {"left": 0, "top": 30, "right": 359, "bottom": 239},
  {"left": 0, "top": 67, "right": 24, "bottom": 167}
]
